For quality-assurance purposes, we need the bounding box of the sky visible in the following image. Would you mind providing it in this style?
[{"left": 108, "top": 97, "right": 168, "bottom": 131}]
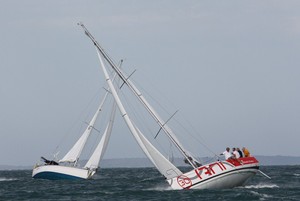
[{"left": 0, "top": 0, "right": 300, "bottom": 166}]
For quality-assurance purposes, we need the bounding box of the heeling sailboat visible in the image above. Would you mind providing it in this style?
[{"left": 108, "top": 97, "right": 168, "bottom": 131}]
[
  {"left": 79, "top": 23, "right": 260, "bottom": 189},
  {"left": 32, "top": 79, "right": 118, "bottom": 180}
]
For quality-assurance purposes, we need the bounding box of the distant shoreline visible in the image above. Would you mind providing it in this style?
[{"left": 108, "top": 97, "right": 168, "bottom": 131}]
[{"left": 1, "top": 155, "right": 299, "bottom": 170}]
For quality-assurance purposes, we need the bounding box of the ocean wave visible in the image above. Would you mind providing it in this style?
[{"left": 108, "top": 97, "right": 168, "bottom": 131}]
[
  {"left": 145, "top": 185, "right": 173, "bottom": 191},
  {"left": 243, "top": 184, "right": 279, "bottom": 189},
  {"left": 0, "top": 177, "right": 18, "bottom": 182},
  {"left": 294, "top": 173, "right": 300, "bottom": 177},
  {"left": 249, "top": 190, "right": 273, "bottom": 200}
]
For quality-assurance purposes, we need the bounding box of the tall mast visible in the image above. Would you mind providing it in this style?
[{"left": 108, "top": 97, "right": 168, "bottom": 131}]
[{"left": 78, "top": 23, "right": 197, "bottom": 168}]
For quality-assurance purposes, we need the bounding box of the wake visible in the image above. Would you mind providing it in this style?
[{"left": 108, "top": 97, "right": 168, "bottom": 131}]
[
  {"left": 145, "top": 185, "right": 173, "bottom": 191},
  {"left": 0, "top": 177, "right": 18, "bottom": 182},
  {"left": 243, "top": 183, "right": 279, "bottom": 189}
]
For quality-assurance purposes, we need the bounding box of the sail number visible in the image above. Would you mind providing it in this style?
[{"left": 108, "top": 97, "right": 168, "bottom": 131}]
[
  {"left": 176, "top": 162, "right": 227, "bottom": 189},
  {"left": 195, "top": 162, "right": 227, "bottom": 179}
]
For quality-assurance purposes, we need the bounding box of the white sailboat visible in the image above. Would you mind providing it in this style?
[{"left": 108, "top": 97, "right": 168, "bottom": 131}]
[
  {"left": 79, "top": 23, "right": 260, "bottom": 189},
  {"left": 32, "top": 83, "right": 117, "bottom": 180}
]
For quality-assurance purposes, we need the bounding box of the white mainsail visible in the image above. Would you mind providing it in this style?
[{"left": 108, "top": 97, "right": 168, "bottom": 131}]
[
  {"left": 59, "top": 90, "right": 109, "bottom": 164},
  {"left": 96, "top": 50, "right": 182, "bottom": 179}
]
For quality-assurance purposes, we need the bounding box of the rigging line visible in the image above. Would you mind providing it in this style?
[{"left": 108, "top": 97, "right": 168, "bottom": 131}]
[
  {"left": 172, "top": 115, "right": 218, "bottom": 156},
  {"left": 110, "top": 70, "right": 150, "bottom": 132},
  {"left": 53, "top": 87, "right": 105, "bottom": 158},
  {"left": 129, "top": 73, "right": 175, "bottom": 118},
  {"left": 102, "top": 87, "right": 111, "bottom": 94},
  {"left": 83, "top": 121, "right": 101, "bottom": 133},
  {"left": 130, "top": 68, "right": 180, "bottom": 118},
  {"left": 130, "top": 75, "right": 206, "bottom": 155},
  {"left": 154, "top": 110, "right": 179, "bottom": 139},
  {"left": 126, "top": 75, "right": 198, "bottom": 160},
  {"left": 79, "top": 23, "right": 197, "bottom": 168},
  {"left": 86, "top": 97, "right": 113, "bottom": 161},
  {"left": 174, "top": 114, "right": 217, "bottom": 155},
  {"left": 121, "top": 71, "right": 182, "bottom": 157},
  {"left": 121, "top": 77, "right": 179, "bottom": 156},
  {"left": 84, "top": 63, "right": 121, "bottom": 158},
  {"left": 119, "top": 89, "right": 154, "bottom": 138},
  {"left": 120, "top": 69, "right": 136, "bottom": 89},
  {"left": 119, "top": 89, "right": 173, "bottom": 158}
]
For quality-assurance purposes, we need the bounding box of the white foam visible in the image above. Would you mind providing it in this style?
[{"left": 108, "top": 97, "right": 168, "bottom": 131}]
[
  {"left": 0, "top": 177, "right": 18, "bottom": 181},
  {"left": 145, "top": 185, "right": 173, "bottom": 191},
  {"left": 244, "top": 183, "right": 279, "bottom": 189},
  {"left": 249, "top": 191, "right": 273, "bottom": 200},
  {"left": 294, "top": 173, "right": 300, "bottom": 177}
]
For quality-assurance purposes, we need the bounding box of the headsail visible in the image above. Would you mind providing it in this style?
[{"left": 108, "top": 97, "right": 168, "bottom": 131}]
[
  {"left": 59, "top": 88, "right": 110, "bottom": 164},
  {"left": 84, "top": 79, "right": 118, "bottom": 170},
  {"left": 96, "top": 49, "right": 182, "bottom": 179},
  {"left": 84, "top": 103, "right": 117, "bottom": 170}
]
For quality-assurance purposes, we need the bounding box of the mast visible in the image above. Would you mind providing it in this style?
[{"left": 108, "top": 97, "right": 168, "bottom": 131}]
[{"left": 78, "top": 23, "right": 198, "bottom": 168}]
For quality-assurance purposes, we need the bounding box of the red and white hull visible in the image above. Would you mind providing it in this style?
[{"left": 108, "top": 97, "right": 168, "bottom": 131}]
[{"left": 168, "top": 157, "right": 259, "bottom": 190}]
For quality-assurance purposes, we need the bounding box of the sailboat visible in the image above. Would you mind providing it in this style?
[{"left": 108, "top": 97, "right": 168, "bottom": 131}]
[
  {"left": 79, "top": 23, "right": 260, "bottom": 189},
  {"left": 32, "top": 81, "right": 117, "bottom": 180}
]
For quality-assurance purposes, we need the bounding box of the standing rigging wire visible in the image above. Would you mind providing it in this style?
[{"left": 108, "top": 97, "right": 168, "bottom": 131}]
[
  {"left": 85, "top": 96, "right": 111, "bottom": 162},
  {"left": 84, "top": 60, "right": 123, "bottom": 162},
  {"left": 115, "top": 62, "right": 218, "bottom": 161},
  {"left": 171, "top": 114, "right": 219, "bottom": 158},
  {"left": 119, "top": 87, "right": 179, "bottom": 159},
  {"left": 52, "top": 87, "right": 106, "bottom": 161},
  {"left": 132, "top": 70, "right": 219, "bottom": 158}
]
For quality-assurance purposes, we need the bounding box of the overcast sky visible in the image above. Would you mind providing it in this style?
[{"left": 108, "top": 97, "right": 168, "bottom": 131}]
[{"left": 1, "top": 1, "right": 299, "bottom": 166}]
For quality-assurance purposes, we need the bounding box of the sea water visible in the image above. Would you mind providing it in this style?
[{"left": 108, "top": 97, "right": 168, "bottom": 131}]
[{"left": 0, "top": 166, "right": 299, "bottom": 201}]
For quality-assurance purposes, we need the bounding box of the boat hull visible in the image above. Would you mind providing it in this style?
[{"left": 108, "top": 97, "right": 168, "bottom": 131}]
[
  {"left": 168, "top": 157, "right": 259, "bottom": 190},
  {"left": 32, "top": 165, "right": 95, "bottom": 180}
]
